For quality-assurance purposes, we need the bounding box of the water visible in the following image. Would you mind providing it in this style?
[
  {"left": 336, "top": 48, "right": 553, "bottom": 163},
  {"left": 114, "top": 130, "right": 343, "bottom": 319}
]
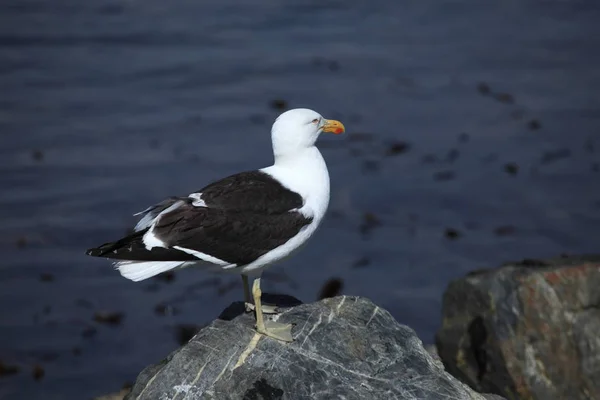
[{"left": 1, "top": 0, "right": 599, "bottom": 398}]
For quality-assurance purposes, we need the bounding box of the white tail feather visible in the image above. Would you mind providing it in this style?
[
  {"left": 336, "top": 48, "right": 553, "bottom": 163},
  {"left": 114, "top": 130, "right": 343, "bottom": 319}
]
[{"left": 116, "top": 261, "right": 184, "bottom": 281}]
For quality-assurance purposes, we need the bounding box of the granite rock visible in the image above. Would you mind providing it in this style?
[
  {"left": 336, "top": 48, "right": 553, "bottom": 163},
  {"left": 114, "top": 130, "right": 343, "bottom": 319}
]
[
  {"left": 126, "top": 295, "right": 494, "bottom": 400},
  {"left": 94, "top": 388, "right": 130, "bottom": 400},
  {"left": 436, "top": 254, "right": 600, "bottom": 400}
]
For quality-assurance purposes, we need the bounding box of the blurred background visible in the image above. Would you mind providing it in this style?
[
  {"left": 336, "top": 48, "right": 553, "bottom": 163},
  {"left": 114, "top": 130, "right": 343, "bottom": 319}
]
[{"left": 1, "top": 0, "right": 599, "bottom": 399}]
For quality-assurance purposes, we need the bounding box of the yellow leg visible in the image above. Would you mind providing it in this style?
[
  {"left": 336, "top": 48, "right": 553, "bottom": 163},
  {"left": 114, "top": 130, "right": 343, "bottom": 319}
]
[
  {"left": 252, "top": 277, "right": 293, "bottom": 342},
  {"left": 252, "top": 278, "right": 266, "bottom": 332},
  {"left": 243, "top": 275, "right": 279, "bottom": 314}
]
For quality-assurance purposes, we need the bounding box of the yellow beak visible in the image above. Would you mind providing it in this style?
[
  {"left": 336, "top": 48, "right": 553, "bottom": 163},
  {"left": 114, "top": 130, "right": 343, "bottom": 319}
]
[{"left": 321, "top": 119, "right": 345, "bottom": 135}]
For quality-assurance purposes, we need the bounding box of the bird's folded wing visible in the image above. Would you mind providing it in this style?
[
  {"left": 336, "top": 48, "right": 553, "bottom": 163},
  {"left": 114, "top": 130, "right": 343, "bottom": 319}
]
[
  {"left": 134, "top": 170, "right": 304, "bottom": 232},
  {"left": 88, "top": 170, "right": 313, "bottom": 266},
  {"left": 149, "top": 202, "right": 312, "bottom": 265},
  {"left": 190, "top": 170, "right": 305, "bottom": 213}
]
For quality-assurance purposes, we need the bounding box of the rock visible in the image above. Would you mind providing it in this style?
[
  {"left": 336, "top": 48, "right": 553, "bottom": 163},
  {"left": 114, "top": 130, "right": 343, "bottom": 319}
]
[
  {"left": 93, "top": 310, "right": 124, "bottom": 326},
  {"left": 385, "top": 141, "right": 411, "bottom": 157},
  {"left": 424, "top": 345, "right": 506, "bottom": 400},
  {"left": 126, "top": 295, "right": 494, "bottom": 400},
  {"left": 32, "top": 364, "right": 45, "bottom": 381},
  {"left": 94, "top": 388, "right": 130, "bottom": 400},
  {"left": 503, "top": 163, "right": 519, "bottom": 176},
  {"left": 0, "top": 360, "right": 20, "bottom": 377},
  {"left": 316, "top": 277, "right": 344, "bottom": 300},
  {"left": 425, "top": 344, "right": 443, "bottom": 365},
  {"left": 436, "top": 254, "right": 600, "bottom": 400},
  {"left": 481, "top": 395, "right": 507, "bottom": 400}
]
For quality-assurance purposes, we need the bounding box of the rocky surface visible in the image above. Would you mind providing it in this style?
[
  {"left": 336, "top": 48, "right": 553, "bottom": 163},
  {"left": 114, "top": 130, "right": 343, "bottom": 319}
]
[
  {"left": 94, "top": 388, "right": 130, "bottom": 400},
  {"left": 125, "top": 295, "right": 497, "bottom": 400},
  {"left": 436, "top": 254, "right": 600, "bottom": 400}
]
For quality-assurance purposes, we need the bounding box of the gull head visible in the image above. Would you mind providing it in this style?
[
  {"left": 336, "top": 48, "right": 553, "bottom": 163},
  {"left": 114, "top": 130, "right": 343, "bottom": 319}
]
[{"left": 271, "top": 108, "right": 345, "bottom": 157}]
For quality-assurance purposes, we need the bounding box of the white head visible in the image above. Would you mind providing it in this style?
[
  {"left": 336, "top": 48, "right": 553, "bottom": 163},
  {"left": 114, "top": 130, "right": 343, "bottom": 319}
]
[{"left": 270, "top": 108, "right": 345, "bottom": 158}]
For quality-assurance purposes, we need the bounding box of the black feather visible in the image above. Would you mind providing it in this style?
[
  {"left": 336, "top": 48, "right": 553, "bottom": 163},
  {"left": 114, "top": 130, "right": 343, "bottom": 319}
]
[
  {"left": 86, "top": 170, "right": 312, "bottom": 265},
  {"left": 86, "top": 228, "right": 197, "bottom": 262}
]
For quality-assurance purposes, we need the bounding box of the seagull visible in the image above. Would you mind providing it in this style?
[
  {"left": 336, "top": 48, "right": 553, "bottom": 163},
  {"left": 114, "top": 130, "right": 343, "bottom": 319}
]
[{"left": 86, "top": 108, "right": 345, "bottom": 342}]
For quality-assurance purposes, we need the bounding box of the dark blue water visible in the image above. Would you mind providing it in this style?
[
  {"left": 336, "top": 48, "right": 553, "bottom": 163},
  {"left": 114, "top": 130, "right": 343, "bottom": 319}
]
[{"left": 1, "top": 1, "right": 599, "bottom": 399}]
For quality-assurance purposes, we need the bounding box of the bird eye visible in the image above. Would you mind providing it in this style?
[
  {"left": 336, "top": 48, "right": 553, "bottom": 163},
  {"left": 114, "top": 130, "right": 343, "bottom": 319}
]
[{"left": 311, "top": 118, "right": 320, "bottom": 124}]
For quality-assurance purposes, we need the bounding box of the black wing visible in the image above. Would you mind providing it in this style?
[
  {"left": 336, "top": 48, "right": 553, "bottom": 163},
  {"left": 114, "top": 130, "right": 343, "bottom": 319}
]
[
  {"left": 150, "top": 200, "right": 312, "bottom": 265},
  {"left": 197, "top": 170, "right": 304, "bottom": 213},
  {"left": 86, "top": 170, "right": 312, "bottom": 265},
  {"left": 86, "top": 228, "right": 198, "bottom": 262}
]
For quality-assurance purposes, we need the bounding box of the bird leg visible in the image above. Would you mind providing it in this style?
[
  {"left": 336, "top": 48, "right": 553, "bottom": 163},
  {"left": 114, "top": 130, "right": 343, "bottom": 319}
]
[
  {"left": 252, "top": 277, "right": 293, "bottom": 342},
  {"left": 242, "top": 275, "right": 279, "bottom": 314},
  {"left": 242, "top": 275, "right": 253, "bottom": 312}
]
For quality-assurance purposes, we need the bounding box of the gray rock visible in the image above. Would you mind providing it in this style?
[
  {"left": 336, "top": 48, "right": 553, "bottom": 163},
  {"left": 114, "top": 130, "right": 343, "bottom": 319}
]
[
  {"left": 94, "top": 388, "right": 130, "bottom": 400},
  {"left": 480, "top": 395, "right": 506, "bottom": 400},
  {"left": 424, "top": 344, "right": 506, "bottom": 400},
  {"left": 126, "top": 295, "right": 494, "bottom": 400},
  {"left": 424, "top": 344, "right": 443, "bottom": 366},
  {"left": 436, "top": 254, "right": 600, "bottom": 400}
]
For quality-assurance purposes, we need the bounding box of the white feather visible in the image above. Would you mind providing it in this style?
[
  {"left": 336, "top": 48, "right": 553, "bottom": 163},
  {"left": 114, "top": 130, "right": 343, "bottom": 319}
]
[
  {"left": 135, "top": 200, "right": 183, "bottom": 233},
  {"left": 133, "top": 206, "right": 153, "bottom": 217},
  {"left": 173, "top": 246, "right": 230, "bottom": 266},
  {"left": 237, "top": 145, "right": 329, "bottom": 275},
  {"left": 140, "top": 201, "right": 184, "bottom": 249},
  {"left": 188, "top": 193, "right": 206, "bottom": 207},
  {"left": 143, "top": 230, "right": 166, "bottom": 250},
  {"left": 134, "top": 211, "right": 157, "bottom": 232},
  {"left": 116, "top": 260, "right": 186, "bottom": 281}
]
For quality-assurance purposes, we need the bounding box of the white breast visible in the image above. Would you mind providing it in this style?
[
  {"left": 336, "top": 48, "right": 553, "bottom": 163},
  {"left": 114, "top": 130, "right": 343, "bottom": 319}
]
[
  {"left": 262, "top": 146, "right": 330, "bottom": 222},
  {"left": 239, "top": 146, "right": 331, "bottom": 275}
]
